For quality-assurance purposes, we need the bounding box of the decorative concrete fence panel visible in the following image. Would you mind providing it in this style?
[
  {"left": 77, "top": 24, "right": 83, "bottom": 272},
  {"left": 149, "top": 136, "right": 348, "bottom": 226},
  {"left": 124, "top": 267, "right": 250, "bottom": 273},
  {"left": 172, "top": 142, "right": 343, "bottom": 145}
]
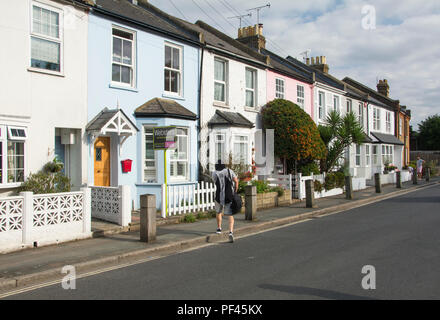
[
  {"left": 162, "top": 182, "right": 215, "bottom": 218},
  {"left": 0, "top": 188, "right": 91, "bottom": 254},
  {"left": 314, "top": 188, "right": 344, "bottom": 199},
  {"left": 353, "top": 177, "right": 367, "bottom": 191},
  {"left": 90, "top": 185, "right": 131, "bottom": 227},
  {"left": 296, "top": 173, "right": 325, "bottom": 200}
]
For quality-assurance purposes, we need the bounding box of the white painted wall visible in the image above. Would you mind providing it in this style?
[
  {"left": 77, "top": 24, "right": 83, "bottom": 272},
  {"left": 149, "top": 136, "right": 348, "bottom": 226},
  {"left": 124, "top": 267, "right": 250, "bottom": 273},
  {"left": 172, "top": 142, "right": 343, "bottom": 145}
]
[
  {"left": 199, "top": 49, "right": 267, "bottom": 172},
  {"left": 0, "top": 0, "right": 88, "bottom": 194}
]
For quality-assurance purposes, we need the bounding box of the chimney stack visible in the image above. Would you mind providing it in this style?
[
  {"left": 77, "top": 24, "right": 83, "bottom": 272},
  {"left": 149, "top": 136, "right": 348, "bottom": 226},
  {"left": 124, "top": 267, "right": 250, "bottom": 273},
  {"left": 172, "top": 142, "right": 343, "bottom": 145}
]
[
  {"left": 236, "top": 24, "right": 266, "bottom": 53},
  {"left": 377, "top": 79, "right": 390, "bottom": 97},
  {"left": 309, "top": 55, "right": 329, "bottom": 73}
]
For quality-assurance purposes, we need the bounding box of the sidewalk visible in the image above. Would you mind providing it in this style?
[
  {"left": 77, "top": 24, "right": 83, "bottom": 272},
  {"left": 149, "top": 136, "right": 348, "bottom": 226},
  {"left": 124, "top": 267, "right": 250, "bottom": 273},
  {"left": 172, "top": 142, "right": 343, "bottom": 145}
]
[{"left": 1, "top": 177, "right": 439, "bottom": 292}]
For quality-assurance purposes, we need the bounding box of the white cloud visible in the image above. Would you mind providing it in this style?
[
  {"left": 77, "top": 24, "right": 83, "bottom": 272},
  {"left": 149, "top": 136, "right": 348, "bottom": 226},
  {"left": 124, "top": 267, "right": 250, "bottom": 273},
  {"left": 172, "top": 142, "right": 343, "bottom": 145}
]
[{"left": 149, "top": 0, "right": 440, "bottom": 129}]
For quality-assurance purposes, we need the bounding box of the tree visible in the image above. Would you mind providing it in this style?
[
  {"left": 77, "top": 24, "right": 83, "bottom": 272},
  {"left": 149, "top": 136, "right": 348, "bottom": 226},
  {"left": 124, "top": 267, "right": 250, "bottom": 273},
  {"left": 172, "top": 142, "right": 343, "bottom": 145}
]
[
  {"left": 418, "top": 114, "right": 440, "bottom": 150},
  {"left": 318, "top": 110, "right": 365, "bottom": 173},
  {"left": 261, "top": 99, "right": 327, "bottom": 173}
]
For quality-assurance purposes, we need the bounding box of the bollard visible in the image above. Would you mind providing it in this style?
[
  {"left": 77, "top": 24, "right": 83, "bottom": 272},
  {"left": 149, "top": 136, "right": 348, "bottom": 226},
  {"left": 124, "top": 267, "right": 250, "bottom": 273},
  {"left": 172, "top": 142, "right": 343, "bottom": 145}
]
[
  {"left": 245, "top": 185, "right": 257, "bottom": 221},
  {"left": 412, "top": 169, "right": 418, "bottom": 185},
  {"left": 426, "top": 168, "right": 431, "bottom": 182},
  {"left": 305, "top": 180, "right": 315, "bottom": 208},
  {"left": 374, "top": 173, "right": 382, "bottom": 193},
  {"left": 345, "top": 176, "right": 353, "bottom": 200},
  {"left": 396, "top": 171, "right": 402, "bottom": 189},
  {"left": 140, "top": 194, "right": 156, "bottom": 242}
]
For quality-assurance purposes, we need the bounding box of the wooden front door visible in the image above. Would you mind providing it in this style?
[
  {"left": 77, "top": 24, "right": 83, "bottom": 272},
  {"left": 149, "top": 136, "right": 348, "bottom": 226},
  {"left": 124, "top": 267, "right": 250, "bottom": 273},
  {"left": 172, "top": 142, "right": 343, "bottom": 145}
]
[{"left": 94, "top": 137, "right": 110, "bottom": 186}]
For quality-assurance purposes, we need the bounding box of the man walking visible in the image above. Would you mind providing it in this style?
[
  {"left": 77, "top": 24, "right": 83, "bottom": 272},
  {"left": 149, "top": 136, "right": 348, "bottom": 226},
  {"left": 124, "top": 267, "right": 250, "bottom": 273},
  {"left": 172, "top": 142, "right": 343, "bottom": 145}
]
[
  {"left": 212, "top": 160, "right": 239, "bottom": 243},
  {"left": 416, "top": 156, "right": 425, "bottom": 180}
]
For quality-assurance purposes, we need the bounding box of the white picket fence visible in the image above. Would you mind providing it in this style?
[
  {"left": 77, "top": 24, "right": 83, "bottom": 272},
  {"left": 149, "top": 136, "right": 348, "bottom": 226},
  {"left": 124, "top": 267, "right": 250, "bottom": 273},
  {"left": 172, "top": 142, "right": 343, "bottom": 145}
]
[
  {"left": 90, "top": 185, "right": 131, "bottom": 227},
  {"left": 0, "top": 188, "right": 91, "bottom": 253},
  {"left": 258, "top": 174, "right": 292, "bottom": 189},
  {"left": 161, "top": 182, "right": 216, "bottom": 218},
  {"left": 297, "top": 173, "right": 325, "bottom": 200}
]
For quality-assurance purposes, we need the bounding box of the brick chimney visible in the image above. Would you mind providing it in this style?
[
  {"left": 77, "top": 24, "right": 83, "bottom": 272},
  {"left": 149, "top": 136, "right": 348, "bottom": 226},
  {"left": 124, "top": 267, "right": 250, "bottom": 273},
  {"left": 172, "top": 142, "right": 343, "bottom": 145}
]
[
  {"left": 377, "top": 79, "right": 390, "bottom": 97},
  {"left": 236, "top": 24, "right": 266, "bottom": 53},
  {"left": 306, "top": 56, "right": 329, "bottom": 74}
]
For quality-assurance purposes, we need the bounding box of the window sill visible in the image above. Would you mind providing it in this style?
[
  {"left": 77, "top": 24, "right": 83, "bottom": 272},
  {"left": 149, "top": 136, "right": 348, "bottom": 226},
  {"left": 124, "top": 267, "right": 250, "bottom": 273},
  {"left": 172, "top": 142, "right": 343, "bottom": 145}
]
[
  {"left": 0, "top": 183, "right": 22, "bottom": 189},
  {"left": 109, "top": 83, "right": 138, "bottom": 92},
  {"left": 244, "top": 107, "right": 260, "bottom": 113},
  {"left": 162, "top": 93, "right": 184, "bottom": 101},
  {"left": 213, "top": 102, "right": 229, "bottom": 109},
  {"left": 27, "top": 67, "right": 65, "bottom": 77}
]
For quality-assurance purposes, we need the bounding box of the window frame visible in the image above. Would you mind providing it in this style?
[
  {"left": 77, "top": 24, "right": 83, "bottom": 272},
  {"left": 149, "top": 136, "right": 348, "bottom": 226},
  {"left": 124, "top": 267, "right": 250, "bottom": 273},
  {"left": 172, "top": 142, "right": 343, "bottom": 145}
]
[
  {"left": 213, "top": 57, "right": 228, "bottom": 103},
  {"left": 365, "top": 145, "right": 370, "bottom": 167},
  {"left": 297, "top": 85, "right": 305, "bottom": 109},
  {"left": 245, "top": 68, "right": 257, "bottom": 108},
  {"left": 164, "top": 42, "right": 183, "bottom": 96},
  {"left": 169, "top": 127, "right": 189, "bottom": 182},
  {"left": 373, "top": 108, "right": 381, "bottom": 131},
  {"left": 233, "top": 134, "right": 250, "bottom": 165},
  {"left": 214, "top": 132, "right": 226, "bottom": 164},
  {"left": 346, "top": 99, "right": 352, "bottom": 113},
  {"left": 29, "top": 1, "right": 64, "bottom": 75},
  {"left": 355, "top": 144, "right": 361, "bottom": 167},
  {"left": 142, "top": 125, "right": 157, "bottom": 183},
  {"left": 373, "top": 145, "right": 379, "bottom": 165},
  {"left": 111, "top": 25, "right": 136, "bottom": 88},
  {"left": 385, "top": 111, "right": 392, "bottom": 133},
  {"left": 275, "top": 78, "right": 285, "bottom": 99},
  {"left": 333, "top": 95, "right": 340, "bottom": 113},
  {"left": 0, "top": 126, "right": 27, "bottom": 186},
  {"left": 358, "top": 102, "right": 364, "bottom": 127},
  {"left": 318, "top": 91, "right": 325, "bottom": 120}
]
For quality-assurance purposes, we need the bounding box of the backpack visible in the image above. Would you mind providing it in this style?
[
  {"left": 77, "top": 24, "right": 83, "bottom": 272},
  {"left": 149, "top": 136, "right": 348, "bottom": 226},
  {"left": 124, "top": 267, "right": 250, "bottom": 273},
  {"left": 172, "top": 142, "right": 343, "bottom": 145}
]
[
  {"left": 228, "top": 170, "right": 242, "bottom": 215},
  {"left": 214, "top": 169, "right": 234, "bottom": 204}
]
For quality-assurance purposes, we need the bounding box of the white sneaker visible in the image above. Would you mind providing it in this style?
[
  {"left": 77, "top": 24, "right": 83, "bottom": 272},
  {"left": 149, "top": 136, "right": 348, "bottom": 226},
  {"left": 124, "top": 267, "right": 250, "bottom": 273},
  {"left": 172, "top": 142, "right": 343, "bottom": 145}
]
[{"left": 229, "top": 232, "right": 234, "bottom": 243}]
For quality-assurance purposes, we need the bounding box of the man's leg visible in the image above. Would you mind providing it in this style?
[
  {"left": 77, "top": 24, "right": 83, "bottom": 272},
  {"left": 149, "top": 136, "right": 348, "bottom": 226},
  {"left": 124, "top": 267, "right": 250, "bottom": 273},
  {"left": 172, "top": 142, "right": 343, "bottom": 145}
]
[
  {"left": 228, "top": 215, "right": 234, "bottom": 233},
  {"left": 216, "top": 213, "right": 223, "bottom": 229}
]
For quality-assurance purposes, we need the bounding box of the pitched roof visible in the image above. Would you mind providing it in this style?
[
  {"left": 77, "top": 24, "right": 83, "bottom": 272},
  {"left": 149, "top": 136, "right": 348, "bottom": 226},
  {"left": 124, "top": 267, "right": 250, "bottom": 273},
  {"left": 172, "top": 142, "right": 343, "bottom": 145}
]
[
  {"left": 371, "top": 132, "right": 404, "bottom": 145},
  {"left": 86, "top": 107, "right": 139, "bottom": 132},
  {"left": 134, "top": 98, "right": 197, "bottom": 120},
  {"left": 208, "top": 110, "right": 254, "bottom": 128},
  {"left": 76, "top": 0, "right": 201, "bottom": 44}
]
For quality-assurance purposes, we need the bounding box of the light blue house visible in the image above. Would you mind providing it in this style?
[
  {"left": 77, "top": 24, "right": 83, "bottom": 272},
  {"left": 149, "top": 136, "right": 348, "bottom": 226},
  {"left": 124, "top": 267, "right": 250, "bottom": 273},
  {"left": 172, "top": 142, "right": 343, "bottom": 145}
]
[{"left": 83, "top": 0, "right": 202, "bottom": 209}]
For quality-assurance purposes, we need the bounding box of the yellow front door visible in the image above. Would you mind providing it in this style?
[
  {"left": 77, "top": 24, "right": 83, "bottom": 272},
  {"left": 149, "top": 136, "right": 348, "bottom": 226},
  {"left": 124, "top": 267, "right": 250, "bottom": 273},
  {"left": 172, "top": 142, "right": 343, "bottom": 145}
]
[{"left": 94, "top": 137, "right": 110, "bottom": 186}]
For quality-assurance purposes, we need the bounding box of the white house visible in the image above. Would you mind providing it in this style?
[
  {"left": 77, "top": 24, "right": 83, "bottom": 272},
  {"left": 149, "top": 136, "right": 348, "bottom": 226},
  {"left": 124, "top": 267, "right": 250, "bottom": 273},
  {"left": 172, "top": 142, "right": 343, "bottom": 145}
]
[
  {"left": 181, "top": 21, "right": 268, "bottom": 175},
  {"left": 0, "top": 0, "right": 89, "bottom": 195}
]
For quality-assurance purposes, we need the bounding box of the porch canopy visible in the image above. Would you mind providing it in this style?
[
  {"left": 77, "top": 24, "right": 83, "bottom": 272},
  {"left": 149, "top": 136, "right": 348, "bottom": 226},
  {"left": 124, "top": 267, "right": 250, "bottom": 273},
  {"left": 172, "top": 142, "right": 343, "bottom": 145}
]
[
  {"left": 86, "top": 108, "right": 139, "bottom": 153},
  {"left": 208, "top": 110, "right": 254, "bottom": 128},
  {"left": 370, "top": 132, "right": 404, "bottom": 145},
  {"left": 134, "top": 97, "right": 197, "bottom": 120}
]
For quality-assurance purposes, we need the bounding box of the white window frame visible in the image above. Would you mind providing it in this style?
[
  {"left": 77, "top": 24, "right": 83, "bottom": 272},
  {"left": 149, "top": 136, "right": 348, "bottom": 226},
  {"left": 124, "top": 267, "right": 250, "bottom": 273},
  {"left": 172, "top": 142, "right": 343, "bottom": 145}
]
[
  {"left": 373, "top": 108, "right": 381, "bottom": 131},
  {"left": 386, "top": 111, "right": 391, "bottom": 133},
  {"left": 365, "top": 145, "right": 370, "bottom": 167},
  {"left": 29, "top": 1, "right": 64, "bottom": 75},
  {"left": 214, "top": 58, "right": 228, "bottom": 103},
  {"left": 111, "top": 25, "right": 136, "bottom": 88},
  {"left": 355, "top": 145, "right": 361, "bottom": 167},
  {"left": 164, "top": 42, "right": 183, "bottom": 96},
  {"left": 333, "top": 95, "right": 340, "bottom": 112},
  {"left": 358, "top": 102, "right": 364, "bottom": 127},
  {"left": 232, "top": 134, "right": 250, "bottom": 165},
  {"left": 297, "top": 85, "right": 305, "bottom": 109},
  {"left": 142, "top": 126, "right": 157, "bottom": 183},
  {"left": 275, "top": 78, "right": 285, "bottom": 99},
  {"left": 245, "top": 68, "right": 257, "bottom": 108},
  {"left": 7, "top": 127, "right": 28, "bottom": 141},
  {"left": 382, "top": 145, "right": 393, "bottom": 165},
  {"left": 399, "top": 118, "right": 403, "bottom": 136},
  {"left": 318, "top": 91, "right": 325, "bottom": 120},
  {"left": 373, "top": 145, "right": 379, "bottom": 165},
  {"left": 346, "top": 99, "right": 352, "bottom": 113},
  {"left": 214, "top": 132, "right": 226, "bottom": 164},
  {"left": 169, "top": 127, "right": 189, "bottom": 181},
  {"left": 0, "top": 126, "right": 27, "bottom": 186}
]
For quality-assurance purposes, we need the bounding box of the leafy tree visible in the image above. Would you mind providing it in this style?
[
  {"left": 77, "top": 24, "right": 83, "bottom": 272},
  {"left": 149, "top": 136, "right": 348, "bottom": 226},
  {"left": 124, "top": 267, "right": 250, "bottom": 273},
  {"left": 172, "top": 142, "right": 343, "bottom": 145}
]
[
  {"left": 318, "top": 110, "right": 365, "bottom": 173},
  {"left": 262, "top": 99, "right": 327, "bottom": 173},
  {"left": 418, "top": 115, "right": 440, "bottom": 150}
]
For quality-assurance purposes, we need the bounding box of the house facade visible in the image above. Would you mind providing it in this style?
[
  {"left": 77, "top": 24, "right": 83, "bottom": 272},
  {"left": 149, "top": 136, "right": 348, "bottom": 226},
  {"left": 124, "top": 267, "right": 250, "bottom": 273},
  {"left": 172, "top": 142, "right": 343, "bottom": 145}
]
[
  {"left": 0, "top": 0, "right": 89, "bottom": 196},
  {"left": 83, "top": 0, "right": 202, "bottom": 209},
  {"left": 179, "top": 21, "right": 268, "bottom": 175}
]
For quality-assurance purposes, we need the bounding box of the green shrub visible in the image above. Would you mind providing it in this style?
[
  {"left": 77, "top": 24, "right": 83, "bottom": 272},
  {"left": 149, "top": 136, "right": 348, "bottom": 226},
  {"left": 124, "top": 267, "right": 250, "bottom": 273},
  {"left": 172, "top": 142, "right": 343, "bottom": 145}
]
[
  {"left": 237, "top": 180, "right": 247, "bottom": 195},
  {"left": 251, "top": 180, "right": 271, "bottom": 194},
  {"left": 270, "top": 186, "right": 285, "bottom": 197},
  {"left": 18, "top": 171, "right": 71, "bottom": 194},
  {"left": 426, "top": 160, "right": 439, "bottom": 176},
  {"left": 314, "top": 180, "right": 323, "bottom": 193},
  {"left": 182, "top": 213, "right": 196, "bottom": 223},
  {"left": 324, "top": 173, "right": 336, "bottom": 191},
  {"left": 334, "top": 172, "right": 345, "bottom": 189},
  {"left": 298, "top": 161, "right": 320, "bottom": 176}
]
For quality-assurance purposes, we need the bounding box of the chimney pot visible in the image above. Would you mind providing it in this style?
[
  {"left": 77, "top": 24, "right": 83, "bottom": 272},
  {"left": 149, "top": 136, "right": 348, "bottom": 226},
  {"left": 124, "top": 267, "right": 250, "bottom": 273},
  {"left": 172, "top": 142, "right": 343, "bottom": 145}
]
[
  {"left": 306, "top": 58, "right": 310, "bottom": 65},
  {"left": 311, "top": 57, "right": 315, "bottom": 65}
]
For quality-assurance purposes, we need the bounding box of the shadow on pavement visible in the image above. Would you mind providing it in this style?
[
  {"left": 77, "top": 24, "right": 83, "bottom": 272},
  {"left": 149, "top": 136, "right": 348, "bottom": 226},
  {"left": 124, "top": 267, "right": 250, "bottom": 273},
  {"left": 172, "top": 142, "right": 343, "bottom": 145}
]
[{"left": 258, "top": 284, "right": 376, "bottom": 300}]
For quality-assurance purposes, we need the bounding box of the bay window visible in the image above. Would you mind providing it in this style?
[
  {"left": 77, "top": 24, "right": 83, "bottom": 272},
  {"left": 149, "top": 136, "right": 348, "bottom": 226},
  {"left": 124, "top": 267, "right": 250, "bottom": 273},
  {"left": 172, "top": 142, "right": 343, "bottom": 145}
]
[
  {"left": 233, "top": 135, "right": 249, "bottom": 165},
  {"left": 297, "top": 85, "right": 305, "bottom": 109},
  {"left": 366, "top": 145, "right": 371, "bottom": 166},
  {"left": 112, "top": 27, "right": 135, "bottom": 86},
  {"left": 170, "top": 128, "right": 188, "bottom": 180},
  {"left": 245, "top": 68, "right": 257, "bottom": 107},
  {"left": 382, "top": 145, "right": 393, "bottom": 165},
  {"left": 355, "top": 145, "right": 361, "bottom": 167},
  {"left": 143, "top": 127, "right": 156, "bottom": 183},
  {"left": 275, "top": 78, "right": 285, "bottom": 99},
  {"left": 30, "top": 3, "right": 62, "bottom": 73},
  {"left": 214, "top": 58, "right": 227, "bottom": 103},
  {"left": 164, "top": 43, "right": 182, "bottom": 95},
  {"left": 215, "top": 133, "right": 226, "bottom": 163},
  {"left": 373, "top": 146, "right": 378, "bottom": 165}
]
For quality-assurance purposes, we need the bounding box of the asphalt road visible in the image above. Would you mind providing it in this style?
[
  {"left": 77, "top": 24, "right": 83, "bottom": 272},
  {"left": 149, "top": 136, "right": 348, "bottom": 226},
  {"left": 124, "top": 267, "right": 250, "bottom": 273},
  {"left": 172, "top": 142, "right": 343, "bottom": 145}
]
[{"left": 5, "top": 184, "right": 440, "bottom": 300}]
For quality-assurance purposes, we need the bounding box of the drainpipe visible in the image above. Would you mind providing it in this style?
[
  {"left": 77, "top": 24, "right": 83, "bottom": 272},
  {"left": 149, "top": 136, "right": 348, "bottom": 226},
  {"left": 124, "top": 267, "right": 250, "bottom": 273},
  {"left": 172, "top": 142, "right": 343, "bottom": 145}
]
[{"left": 197, "top": 46, "right": 205, "bottom": 180}]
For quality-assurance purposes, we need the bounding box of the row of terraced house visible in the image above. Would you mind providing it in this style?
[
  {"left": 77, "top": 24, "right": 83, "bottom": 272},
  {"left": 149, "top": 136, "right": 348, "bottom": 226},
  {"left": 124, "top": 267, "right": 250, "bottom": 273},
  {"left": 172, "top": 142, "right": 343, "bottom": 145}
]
[{"left": 0, "top": 0, "right": 411, "bottom": 210}]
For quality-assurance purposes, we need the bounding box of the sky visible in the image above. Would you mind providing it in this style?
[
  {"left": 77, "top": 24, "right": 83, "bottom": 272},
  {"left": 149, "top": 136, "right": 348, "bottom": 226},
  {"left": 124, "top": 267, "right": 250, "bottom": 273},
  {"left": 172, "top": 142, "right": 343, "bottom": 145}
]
[{"left": 149, "top": 0, "right": 440, "bottom": 130}]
